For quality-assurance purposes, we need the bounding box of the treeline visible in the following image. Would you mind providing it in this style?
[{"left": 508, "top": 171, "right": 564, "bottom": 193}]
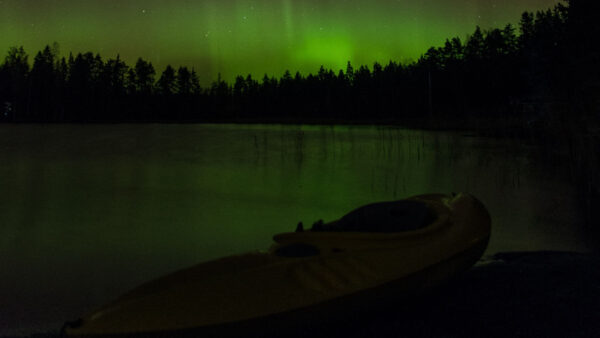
[{"left": 0, "top": 0, "right": 598, "bottom": 123}]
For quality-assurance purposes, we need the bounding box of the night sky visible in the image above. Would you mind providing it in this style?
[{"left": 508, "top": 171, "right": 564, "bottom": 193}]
[{"left": 1, "top": 0, "right": 561, "bottom": 84}]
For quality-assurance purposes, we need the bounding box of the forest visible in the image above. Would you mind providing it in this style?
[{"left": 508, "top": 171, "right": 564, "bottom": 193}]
[{"left": 0, "top": 0, "right": 598, "bottom": 126}]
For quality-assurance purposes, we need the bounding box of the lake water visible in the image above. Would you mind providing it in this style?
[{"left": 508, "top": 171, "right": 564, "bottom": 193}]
[{"left": 0, "top": 124, "right": 593, "bottom": 336}]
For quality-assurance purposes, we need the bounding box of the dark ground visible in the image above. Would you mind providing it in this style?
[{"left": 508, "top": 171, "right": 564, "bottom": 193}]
[
  {"left": 7, "top": 251, "right": 600, "bottom": 338},
  {"left": 333, "top": 251, "right": 600, "bottom": 338}
]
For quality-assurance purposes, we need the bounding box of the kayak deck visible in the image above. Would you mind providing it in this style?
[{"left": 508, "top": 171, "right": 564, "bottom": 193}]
[{"left": 65, "top": 193, "right": 491, "bottom": 337}]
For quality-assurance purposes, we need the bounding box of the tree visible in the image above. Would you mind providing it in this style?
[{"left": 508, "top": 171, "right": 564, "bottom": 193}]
[
  {"left": 133, "top": 58, "right": 155, "bottom": 94},
  {"left": 176, "top": 66, "right": 192, "bottom": 95},
  {"left": 65, "top": 52, "right": 104, "bottom": 120},
  {"left": 372, "top": 62, "right": 383, "bottom": 78},
  {"left": 281, "top": 70, "right": 293, "bottom": 86},
  {"left": 1, "top": 46, "right": 29, "bottom": 120},
  {"left": 29, "top": 45, "right": 58, "bottom": 119},
  {"left": 465, "top": 26, "right": 485, "bottom": 60},
  {"left": 97, "top": 55, "right": 128, "bottom": 119},
  {"left": 233, "top": 75, "right": 246, "bottom": 99},
  {"left": 125, "top": 68, "right": 137, "bottom": 95},
  {"left": 345, "top": 61, "right": 354, "bottom": 84},
  {"left": 354, "top": 65, "right": 371, "bottom": 86},
  {"left": 563, "top": 0, "right": 600, "bottom": 116},
  {"left": 423, "top": 47, "right": 443, "bottom": 69},
  {"left": 190, "top": 69, "right": 201, "bottom": 95},
  {"left": 3, "top": 46, "right": 29, "bottom": 76},
  {"left": 102, "top": 55, "right": 128, "bottom": 94},
  {"left": 501, "top": 24, "right": 518, "bottom": 56},
  {"left": 31, "top": 46, "right": 57, "bottom": 86},
  {"left": 519, "top": 12, "right": 535, "bottom": 46},
  {"left": 157, "top": 65, "right": 176, "bottom": 95}
]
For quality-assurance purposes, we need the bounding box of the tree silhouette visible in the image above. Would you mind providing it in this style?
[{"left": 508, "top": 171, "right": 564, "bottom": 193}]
[
  {"left": 66, "top": 52, "right": 102, "bottom": 121},
  {"left": 96, "top": 55, "right": 128, "bottom": 120},
  {"left": 101, "top": 55, "right": 128, "bottom": 94},
  {"left": 0, "top": 46, "right": 29, "bottom": 121},
  {"left": 0, "top": 0, "right": 596, "bottom": 124},
  {"left": 132, "top": 58, "right": 155, "bottom": 95},
  {"left": 176, "top": 67, "right": 193, "bottom": 95},
  {"left": 157, "top": 65, "right": 176, "bottom": 96},
  {"left": 465, "top": 26, "right": 485, "bottom": 60},
  {"left": 565, "top": 0, "right": 600, "bottom": 117},
  {"left": 29, "top": 44, "right": 62, "bottom": 120}
]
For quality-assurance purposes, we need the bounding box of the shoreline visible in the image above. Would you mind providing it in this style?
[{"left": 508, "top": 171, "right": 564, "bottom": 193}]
[{"left": 0, "top": 115, "right": 579, "bottom": 136}]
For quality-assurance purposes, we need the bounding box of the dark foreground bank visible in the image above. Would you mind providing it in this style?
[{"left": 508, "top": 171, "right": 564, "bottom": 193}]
[
  {"left": 7, "top": 251, "right": 600, "bottom": 338},
  {"left": 335, "top": 251, "right": 600, "bottom": 338}
]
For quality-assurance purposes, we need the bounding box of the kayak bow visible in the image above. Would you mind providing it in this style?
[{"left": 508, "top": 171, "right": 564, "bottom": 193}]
[{"left": 65, "top": 193, "right": 491, "bottom": 337}]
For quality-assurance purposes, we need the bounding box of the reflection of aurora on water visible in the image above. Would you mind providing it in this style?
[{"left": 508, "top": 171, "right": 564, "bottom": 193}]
[
  {"left": 0, "top": 124, "right": 594, "bottom": 336},
  {"left": 0, "top": 0, "right": 560, "bottom": 85}
]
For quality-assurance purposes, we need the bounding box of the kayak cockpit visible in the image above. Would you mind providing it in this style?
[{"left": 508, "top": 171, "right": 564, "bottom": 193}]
[{"left": 311, "top": 199, "right": 436, "bottom": 233}]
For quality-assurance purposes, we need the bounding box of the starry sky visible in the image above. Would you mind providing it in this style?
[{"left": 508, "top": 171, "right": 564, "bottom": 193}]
[{"left": 1, "top": 0, "right": 561, "bottom": 85}]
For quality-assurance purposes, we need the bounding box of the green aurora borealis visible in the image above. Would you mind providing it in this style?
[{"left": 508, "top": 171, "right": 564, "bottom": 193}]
[{"left": 1, "top": 0, "right": 561, "bottom": 84}]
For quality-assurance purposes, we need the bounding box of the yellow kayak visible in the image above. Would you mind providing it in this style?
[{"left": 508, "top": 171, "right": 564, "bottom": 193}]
[{"left": 65, "top": 193, "right": 491, "bottom": 337}]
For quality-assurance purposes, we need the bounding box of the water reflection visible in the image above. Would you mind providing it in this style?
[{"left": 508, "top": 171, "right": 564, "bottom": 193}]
[{"left": 0, "top": 123, "right": 592, "bottom": 335}]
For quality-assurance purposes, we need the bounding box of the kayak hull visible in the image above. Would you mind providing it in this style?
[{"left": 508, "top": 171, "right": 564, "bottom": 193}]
[{"left": 65, "top": 193, "right": 491, "bottom": 337}]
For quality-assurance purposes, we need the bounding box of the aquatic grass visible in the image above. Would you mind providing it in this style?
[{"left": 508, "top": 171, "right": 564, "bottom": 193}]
[{"left": 498, "top": 111, "right": 600, "bottom": 250}]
